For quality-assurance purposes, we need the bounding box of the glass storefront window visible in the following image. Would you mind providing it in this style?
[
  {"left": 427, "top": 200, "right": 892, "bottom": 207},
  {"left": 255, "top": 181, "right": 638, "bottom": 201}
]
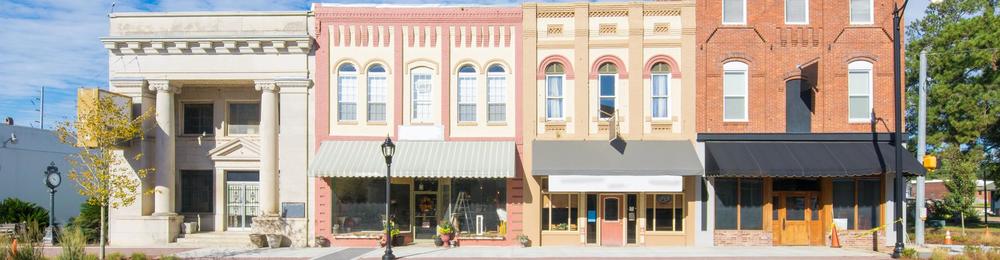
[
  {"left": 450, "top": 179, "right": 507, "bottom": 235},
  {"left": 542, "top": 193, "right": 579, "bottom": 231},
  {"left": 331, "top": 178, "right": 410, "bottom": 234},
  {"left": 833, "top": 178, "right": 880, "bottom": 230},
  {"left": 714, "top": 178, "right": 763, "bottom": 230},
  {"left": 645, "top": 194, "right": 683, "bottom": 232}
]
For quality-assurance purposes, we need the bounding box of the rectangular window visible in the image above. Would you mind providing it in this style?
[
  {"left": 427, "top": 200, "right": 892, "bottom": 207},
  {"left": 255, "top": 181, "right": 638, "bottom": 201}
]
[
  {"left": 331, "top": 178, "right": 410, "bottom": 234},
  {"left": 723, "top": 70, "right": 748, "bottom": 121},
  {"left": 338, "top": 75, "right": 358, "bottom": 121},
  {"left": 785, "top": 0, "right": 808, "bottom": 24},
  {"left": 599, "top": 75, "right": 616, "bottom": 119},
  {"left": 179, "top": 170, "right": 213, "bottom": 213},
  {"left": 850, "top": 0, "right": 873, "bottom": 24},
  {"left": 833, "top": 178, "right": 881, "bottom": 230},
  {"left": 542, "top": 193, "right": 579, "bottom": 231},
  {"left": 183, "top": 103, "right": 214, "bottom": 135},
  {"left": 723, "top": 0, "right": 746, "bottom": 24},
  {"left": 546, "top": 75, "right": 564, "bottom": 120},
  {"left": 451, "top": 179, "right": 506, "bottom": 234},
  {"left": 645, "top": 193, "right": 684, "bottom": 232},
  {"left": 227, "top": 103, "right": 260, "bottom": 135},
  {"left": 488, "top": 75, "right": 506, "bottom": 122},
  {"left": 651, "top": 74, "right": 670, "bottom": 119},
  {"left": 367, "top": 75, "right": 387, "bottom": 122},
  {"left": 848, "top": 69, "right": 872, "bottom": 121},
  {"left": 458, "top": 75, "right": 477, "bottom": 122},
  {"left": 412, "top": 73, "right": 433, "bottom": 121},
  {"left": 714, "top": 178, "right": 763, "bottom": 230}
]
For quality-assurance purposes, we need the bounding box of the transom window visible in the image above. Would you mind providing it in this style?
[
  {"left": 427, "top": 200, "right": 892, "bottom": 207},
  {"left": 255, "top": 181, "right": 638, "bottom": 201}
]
[
  {"left": 850, "top": 0, "right": 873, "bottom": 24},
  {"left": 367, "top": 64, "right": 387, "bottom": 122},
  {"left": 645, "top": 193, "right": 684, "bottom": 232},
  {"left": 457, "top": 65, "right": 477, "bottom": 122},
  {"left": 411, "top": 67, "right": 434, "bottom": 121},
  {"left": 848, "top": 61, "right": 873, "bottom": 122},
  {"left": 651, "top": 62, "right": 671, "bottom": 119},
  {"left": 545, "top": 63, "right": 565, "bottom": 120},
  {"left": 723, "top": 61, "right": 749, "bottom": 121},
  {"left": 598, "top": 63, "right": 617, "bottom": 119},
  {"left": 487, "top": 64, "right": 507, "bottom": 122},
  {"left": 723, "top": 0, "right": 747, "bottom": 25},
  {"left": 785, "top": 0, "right": 809, "bottom": 24},
  {"left": 337, "top": 63, "right": 358, "bottom": 121}
]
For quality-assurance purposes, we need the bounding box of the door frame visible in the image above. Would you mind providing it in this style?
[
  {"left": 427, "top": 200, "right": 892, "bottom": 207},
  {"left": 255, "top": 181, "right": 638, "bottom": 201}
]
[
  {"left": 598, "top": 193, "right": 625, "bottom": 246},
  {"left": 773, "top": 191, "right": 821, "bottom": 245}
]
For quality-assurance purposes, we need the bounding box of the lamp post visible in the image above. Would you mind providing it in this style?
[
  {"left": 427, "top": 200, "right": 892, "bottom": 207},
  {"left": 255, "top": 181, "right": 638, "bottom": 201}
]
[
  {"left": 43, "top": 162, "right": 62, "bottom": 246},
  {"left": 381, "top": 136, "right": 396, "bottom": 260}
]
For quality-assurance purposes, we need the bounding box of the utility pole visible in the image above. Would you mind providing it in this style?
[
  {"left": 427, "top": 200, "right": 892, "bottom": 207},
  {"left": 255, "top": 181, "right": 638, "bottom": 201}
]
[
  {"left": 916, "top": 49, "right": 928, "bottom": 246},
  {"left": 39, "top": 86, "right": 45, "bottom": 129}
]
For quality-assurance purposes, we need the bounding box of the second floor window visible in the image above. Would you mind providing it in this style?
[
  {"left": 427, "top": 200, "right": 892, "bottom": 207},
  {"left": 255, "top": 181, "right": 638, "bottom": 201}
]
[
  {"left": 723, "top": 61, "right": 748, "bottom": 121},
  {"left": 651, "top": 62, "right": 671, "bottom": 119},
  {"left": 723, "top": 0, "right": 746, "bottom": 25},
  {"left": 367, "top": 64, "right": 387, "bottom": 122},
  {"left": 848, "top": 61, "right": 873, "bottom": 122},
  {"left": 785, "top": 0, "right": 808, "bottom": 24},
  {"left": 183, "top": 103, "right": 214, "bottom": 135},
  {"left": 487, "top": 64, "right": 507, "bottom": 122},
  {"left": 545, "top": 63, "right": 565, "bottom": 120},
  {"left": 411, "top": 67, "right": 433, "bottom": 121},
  {"left": 598, "top": 63, "right": 617, "bottom": 119},
  {"left": 850, "top": 0, "right": 873, "bottom": 24},
  {"left": 458, "top": 65, "right": 477, "bottom": 122},
  {"left": 228, "top": 102, "right": 260, "bottom": 135},
  {"left": 337, "top": 63, "right": 358, "bottom": 121}
]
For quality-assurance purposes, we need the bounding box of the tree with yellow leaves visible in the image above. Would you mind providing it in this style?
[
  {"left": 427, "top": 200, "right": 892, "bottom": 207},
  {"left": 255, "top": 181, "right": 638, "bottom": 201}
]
[{"left": 55, "top": 90, "right": 153, "bottom": 260}]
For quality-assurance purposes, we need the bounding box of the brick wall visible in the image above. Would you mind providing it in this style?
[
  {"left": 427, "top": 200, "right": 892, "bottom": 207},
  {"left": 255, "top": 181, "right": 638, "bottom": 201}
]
[
  {"left": 696, "top": 0, "right": 904, "bottom": 134},
  {"left": 713, "top": 230, "right": 773, "bottom": 246},
  {"left": 832, "top": 230, "right": 885, "bottom": 251}
]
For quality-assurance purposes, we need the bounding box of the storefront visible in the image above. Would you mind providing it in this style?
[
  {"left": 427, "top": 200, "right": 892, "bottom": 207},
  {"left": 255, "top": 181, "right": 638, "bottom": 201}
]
[
  {"left": 531, "top": 140, "right": 703, "bottom": 246},
  {"left": 311, "top": 141, "right": 517, "bottom": 246},
  {"left": 700, "top": 133, "right": 926, "bottom": 249}
]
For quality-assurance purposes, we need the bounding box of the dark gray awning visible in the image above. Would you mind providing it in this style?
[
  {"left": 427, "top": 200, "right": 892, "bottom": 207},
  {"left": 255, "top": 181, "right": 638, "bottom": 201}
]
[
  {"left": 532, "top": 140, "right": 703, "bottom": 176},
  {"left": 704, "top": 141, "right": 926, "bottom": 178}
]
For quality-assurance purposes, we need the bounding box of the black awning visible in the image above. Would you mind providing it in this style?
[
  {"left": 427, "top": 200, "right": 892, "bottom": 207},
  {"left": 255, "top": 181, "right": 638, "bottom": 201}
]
[{"left": 705, "top": 141, "right": 926, "bottom": 178}]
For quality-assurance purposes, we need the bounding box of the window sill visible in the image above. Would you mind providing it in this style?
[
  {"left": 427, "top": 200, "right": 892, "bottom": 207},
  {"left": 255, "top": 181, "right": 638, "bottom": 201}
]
[
  {"left": 457, "top": 122, "right": 478, "bottom": 126},
  {"left": 487, "top": 122, "right": 508, "bottom": 126},
  {"left": 721, "top": 120, "right": 749, "bottom": 124},
  {"left": 541, "top": 230, "right": 579, "bottom": 234},
  {"left": 409, "top": 121, "right": 434, "bottom": 126},
  {"left": 179, "top": 134, "right": 216, "bottom": 138},
  {"left": 848, "top": 119, "right": 871, "bottom": 124},
  {"left": 644, "top": 231, "right": 686, "bottom": 235},
  {"left": 544, "top": 120, "right": 567, "bottom": 126},
  {"left": 337, "top": 120, "right": 359, "bottom": 125},
  {"left": 367, "top": 121, "right": 387, "bottom": 125}
]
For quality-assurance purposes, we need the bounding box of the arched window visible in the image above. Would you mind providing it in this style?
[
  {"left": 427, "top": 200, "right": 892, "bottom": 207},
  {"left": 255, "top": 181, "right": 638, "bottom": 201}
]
[
  {"left": 723, "top": 61, "right": 748, "bottom": 121},
  {"left": 367, "top": 64, "right": 387, "bottom": 122},
  {"left": 337, "top": 63, "right": 358, "bottom": 121},
  {"left": 598, "top": 62, "right": 617, "bottom": 119},
  {"left": 651, "top": 62, "right": 671, "bottom": 119},
  {"left": 457, "top": 65, "right": 477, "bottom": 122},
  {"left": 848, "top": 61, "right": 873, "bottom": 121},
  {"left": 411, "top": 67, "right": 434, "bottom": 121},
  {"left": 545, "top": 63, "right": 565, "bottom": 120},
  {"left": 487, "top": 64, "right": 507, "bottom": 122}
]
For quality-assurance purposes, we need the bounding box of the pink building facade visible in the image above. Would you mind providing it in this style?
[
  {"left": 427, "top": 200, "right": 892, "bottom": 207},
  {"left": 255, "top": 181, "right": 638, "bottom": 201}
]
[{"left": 311, "top": 5, "right": 524, "bottom": 247}]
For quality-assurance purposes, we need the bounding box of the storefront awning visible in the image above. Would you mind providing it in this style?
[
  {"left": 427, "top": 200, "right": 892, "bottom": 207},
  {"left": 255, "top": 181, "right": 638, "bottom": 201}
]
[
  {"left": 310, "top": 141, "right": 514, "bottom": 178},
  {"left": 532, "top": 140, "right": 703, "bottom": 176},
  {"left": 704, "top": 141, "right": 927, "bottom": 178}
]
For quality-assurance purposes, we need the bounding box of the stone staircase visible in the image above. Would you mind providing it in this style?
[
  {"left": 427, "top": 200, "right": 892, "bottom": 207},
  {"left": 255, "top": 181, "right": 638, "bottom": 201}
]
[{"left": 172, "top": 231, "right": 253, "bottom": 248}]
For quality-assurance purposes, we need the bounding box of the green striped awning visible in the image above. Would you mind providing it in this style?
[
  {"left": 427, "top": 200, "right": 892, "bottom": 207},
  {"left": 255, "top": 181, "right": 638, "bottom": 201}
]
[{"left": 309, "top": 141, "right": 515, "bottom": 178}]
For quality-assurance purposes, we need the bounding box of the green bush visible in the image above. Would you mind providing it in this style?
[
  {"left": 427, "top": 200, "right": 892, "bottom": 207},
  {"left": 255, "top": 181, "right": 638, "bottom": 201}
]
[
  {"left": 0, "top": 223, "right": 45, "bottom": 260},
  {"left": 901, "top": 248, "right": 918, "bottom": 259},
  {"left": 130, "top": 252, "right": 149, "bottom": 260},
  {"left": 57, "top": 227, "right": 87, "bottom": 260},
  {"left": 106, "top": 252, "right": 126, "bottom": 260},
  {"left": 0, "top": 198, "right": 49, "bottom": 228},
  {"left": 160, "top": 255, "right": 181, "bottom": 260},
  {"left": 66, "top": 203, "right": 103, "bottom": 243}
]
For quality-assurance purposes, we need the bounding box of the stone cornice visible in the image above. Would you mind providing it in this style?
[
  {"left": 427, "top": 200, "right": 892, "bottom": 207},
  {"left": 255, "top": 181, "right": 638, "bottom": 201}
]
[
  {"left": 101, "top": 36, "right": 312, "bottom": 55},
  {"left": 314, "top": 7, "right": 522, "bottom": 24}
]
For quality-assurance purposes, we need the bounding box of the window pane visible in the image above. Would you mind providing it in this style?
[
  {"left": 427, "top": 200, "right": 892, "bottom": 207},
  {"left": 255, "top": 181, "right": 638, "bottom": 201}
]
[
  {"left": 653, "top": 97, "right": 668, "bottom": 119},
  {"left": 833, "top": 179, "right": 856, "bottom": 230},
  {"left": 547, "top": 98, "right": 563, "bottom": 119},
  {"left": 724, "top": 72, "right": 747, "bottom": 96},
  {"left": 724, "top": 97, "right": 746, "bottom": 120},
  {"left": 488, "top": 76, "right": 506, "bottom": 122},
  {"left": 368, "top": 76, "right": 387, "bottom": 103},
  {"left": 600, "top": 75, "right": 616, "bottom": 96},
  {"left": 786, "top": 196, "right": 806, "bottom": 221},
  {"left": 654, "top": 194, "right": 674, "bottom": 231},
  {"left": 339, "top": 103, "right": 357, "bottom": 121},
  {"left": 849, "top": 96, "right": 870, "bottom": 120},
  {"left": 786, "top": 0, "right": 807, "bottom": 23},
  {"left": 600, "top": 97, "right": 615, "bottom": 119},
  {"left": 451, "top": 179, "right": 507, "bottom": 233},
  {"left": 723, "top": 0, "right": 745, "bottom": 23},
  {"left": 604, "top": 198, "right": 619, "bottom": 221},
  {"left": 570, "top": 195, "right": 580, "bottom": 231},
  {"left": 674, "top": 197, "right": 684, "bottom": 232},
  {"left": 412, "top": 74, "right": 433, "bottom": 120},
  {"left": 858, "top": 179, "right": 880, "bottom": 230},
  {"left": 339, "top": 75, "right": 358, "bottom": 121},
  {"left": 183, "top": 104, "right": 214, "bottom": 135},
  {"left": 368, "top": 103, "right": 385, "bottom": 122},
  {"left": 458, "top": 75, "right": 476, "bottom": 122},
  {"left": 546, "top": 76, "right": 562, "bottom": 97},
  {"left": 652, "top": 75, "right": 669, "bottom": 96},
  {"left": 489, "top": 104, "right": 506, "bottom": 122},
  {"left": 228, "top": 103, "right": 260, "bottom": 135},
  {"left": 459, "top": 104, "right": 476, "bottom": 122},
  {"left": 645, "top": 194, "right": 655, "bottom": 231},
  {"left": 740, "top": 179, "right": 764, "bottom": 230},
  {"left": 180, "top": 170, "right": 213, "bottom": 213},
  {"left": 332, "top": 178, "right": 402, "bottom": 233},
  {"left": 550, "top": 194, "right": 571, "bottom": 230},
  {"left": 715, "top": 179, "right": 739, "bottom": 230},
  {"left": 851, "top": 0, "right": 871, "bottom": 23},
  {"left": 772, "top": 196, "right": 780, "bottom": 220},
  {"left": 848, "top": 71, "right": 870, "bottom": 95}
]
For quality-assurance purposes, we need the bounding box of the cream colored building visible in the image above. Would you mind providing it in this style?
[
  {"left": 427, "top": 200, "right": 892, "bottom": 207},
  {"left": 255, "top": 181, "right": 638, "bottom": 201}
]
[{"left": 102, "top": 11, "right": 315, "bottom": 246}]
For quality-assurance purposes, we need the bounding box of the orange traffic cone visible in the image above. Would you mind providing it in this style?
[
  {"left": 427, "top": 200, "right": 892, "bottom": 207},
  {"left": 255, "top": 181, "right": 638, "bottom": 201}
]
[
  {"left": 10, "top": 238, "right": 17, "bottom": 256},
  {"left": 831, "top": 225, "right": 842, "bottom": 248},
  {"left": 945, "top": 230, "right": 953, "bottom": 245}
]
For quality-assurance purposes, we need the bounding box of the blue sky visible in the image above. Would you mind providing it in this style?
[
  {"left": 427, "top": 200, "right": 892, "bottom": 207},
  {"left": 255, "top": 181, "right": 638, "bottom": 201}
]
[{"left": 0, "top": 0, "right": 935, "bottom": 129}]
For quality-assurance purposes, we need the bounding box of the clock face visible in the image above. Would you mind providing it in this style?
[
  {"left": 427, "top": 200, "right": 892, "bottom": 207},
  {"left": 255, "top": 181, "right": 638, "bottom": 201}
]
[{"left": 47, "top": 173, "right": 61, "bottom": 187}]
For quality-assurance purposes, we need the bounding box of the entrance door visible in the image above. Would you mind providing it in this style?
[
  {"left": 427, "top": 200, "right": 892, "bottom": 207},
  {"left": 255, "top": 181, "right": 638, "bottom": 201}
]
[
  {"left": 776, "top": 192, "right": 817, "bottom": 245},
  {"left": 600, "top": 195, "right": 624, "bottom": 246},
  {"left": 786, "top": 79, "right": 812, "bottom": 133},
  {"left": 226, "top": 181, "right": 259, "bottom": 231}
]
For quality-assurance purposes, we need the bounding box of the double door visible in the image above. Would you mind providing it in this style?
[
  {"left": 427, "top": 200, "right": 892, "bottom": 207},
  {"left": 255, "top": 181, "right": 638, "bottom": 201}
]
[
  {"left": 226, "top": 181, "right": 260, "bottom": 231},
  {"left": 773, "top": 192, "right": 820, "bottom": 245}
]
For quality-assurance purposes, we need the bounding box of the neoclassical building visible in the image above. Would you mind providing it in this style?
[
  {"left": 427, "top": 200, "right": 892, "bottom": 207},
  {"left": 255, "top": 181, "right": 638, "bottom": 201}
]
[{"left": 103, "top": 11, "right": 314, "bottom": 246}]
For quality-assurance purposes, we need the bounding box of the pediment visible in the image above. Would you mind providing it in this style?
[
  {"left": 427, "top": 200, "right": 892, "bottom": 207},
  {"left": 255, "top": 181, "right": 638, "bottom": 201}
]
[{"left": 207, "top": 138, "right": 261, "bottom": 161}]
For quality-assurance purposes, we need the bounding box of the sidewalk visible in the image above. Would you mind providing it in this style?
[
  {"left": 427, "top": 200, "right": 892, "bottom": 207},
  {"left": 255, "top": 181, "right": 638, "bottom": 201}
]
[{"left": 343, "top": 246, "right": 889, "bottom": 260}]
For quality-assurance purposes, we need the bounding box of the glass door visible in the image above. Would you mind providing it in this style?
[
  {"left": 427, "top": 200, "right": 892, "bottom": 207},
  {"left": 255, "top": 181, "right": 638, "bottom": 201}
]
[
  {"left": 414, "top": 179, "right": 439, "bottom": 239},
  {"left": 226, "top": 171, "right": 259, "bottom": 231}
]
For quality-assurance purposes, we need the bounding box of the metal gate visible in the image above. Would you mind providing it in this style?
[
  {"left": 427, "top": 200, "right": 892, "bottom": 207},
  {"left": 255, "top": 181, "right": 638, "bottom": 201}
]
[{"left": 226, "top": 182, "right": 259, "bottom": 231}]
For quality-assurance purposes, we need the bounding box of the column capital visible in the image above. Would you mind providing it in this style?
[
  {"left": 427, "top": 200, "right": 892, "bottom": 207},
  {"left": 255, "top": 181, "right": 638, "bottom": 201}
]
[
  {"left": 254, "top": 80, "right": 278, "bottom": 92},
  {"left": 147, "top": 80, "right": 180, "bottom": 94}
]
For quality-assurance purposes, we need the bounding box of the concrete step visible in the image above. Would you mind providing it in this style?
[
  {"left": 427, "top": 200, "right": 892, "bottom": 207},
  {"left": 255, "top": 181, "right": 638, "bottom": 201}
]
[{"left": 173, "top": 232, "right": 253, "bottom": 248}]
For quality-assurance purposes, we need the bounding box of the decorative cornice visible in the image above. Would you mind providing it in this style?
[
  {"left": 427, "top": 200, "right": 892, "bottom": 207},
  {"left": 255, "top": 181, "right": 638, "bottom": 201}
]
[
  {"left": 254, "top": 80, "right": 279, "bottom": 92},
  {"left": 101, "top": 36, "right": 312, "bottom": 55},
  {"left": 643, "top": 9, "right": 681, "bottom": 17},
  {"left": 589, "top": 9, "right": 628, "bottom": 17},
  {"left": 147, "top": 80, "right": 179, "bottom": 94},
  {"left": 314, "top": 7, "right": 522, "bottom": 24}
]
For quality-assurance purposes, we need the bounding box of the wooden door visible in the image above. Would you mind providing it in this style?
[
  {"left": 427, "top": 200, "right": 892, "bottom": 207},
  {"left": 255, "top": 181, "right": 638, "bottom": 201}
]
[
  {"left": 777, "top": 192, "right": 818, "bottom": 245},
  {"left": 600, "top": 195, "right": 624, "bottom": 246}
]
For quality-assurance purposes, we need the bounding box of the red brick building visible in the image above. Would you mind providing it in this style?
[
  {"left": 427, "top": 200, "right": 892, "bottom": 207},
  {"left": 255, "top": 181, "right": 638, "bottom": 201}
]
[{"left": 694, "top": 0, "right": 923, "bottom": 250}]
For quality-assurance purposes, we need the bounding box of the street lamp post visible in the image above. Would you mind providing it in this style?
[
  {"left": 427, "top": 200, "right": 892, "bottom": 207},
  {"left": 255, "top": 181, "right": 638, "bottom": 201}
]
[
  {"left": 381, "top": 137, "right": 396, "bottom": 260},
  {"left": 43, "top": 162, "right": 62, "bottom": 246}
]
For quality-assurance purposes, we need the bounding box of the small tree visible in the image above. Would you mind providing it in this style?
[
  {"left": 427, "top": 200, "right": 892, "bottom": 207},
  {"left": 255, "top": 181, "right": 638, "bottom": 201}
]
[
  {"left": 932, "top": 145, "right": 982, "bottom": 230},
  {"left": 55, "top": 94, "right": 153, "bottom": 260}
]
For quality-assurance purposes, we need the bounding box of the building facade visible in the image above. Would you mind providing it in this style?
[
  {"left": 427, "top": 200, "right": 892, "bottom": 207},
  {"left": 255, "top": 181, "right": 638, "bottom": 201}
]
[
  {"left": 521, "top": 1, "right": 702, "bottom": 247},
  {"left": 695, "top": 0, "right": 924, "bottom": 249},
  {"left": 0, "top": 123, "right": 86, "bottom": 226},
  {"left": 310, "top": 5, "right": 524, "bottom": 247}
]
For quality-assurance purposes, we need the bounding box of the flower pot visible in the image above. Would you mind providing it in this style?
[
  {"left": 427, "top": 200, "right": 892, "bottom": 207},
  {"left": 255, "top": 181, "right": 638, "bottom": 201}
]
[
  {"left": 519, "top": 238, "right": 530, "bottom": 247},
  {"left": 433, "top": 236, "right": 444, "bottom": 247},
  {"left": 392, "top": 234, "right": 404, "bottom": 246},
  {"left": 249, "top": 234, "right": 267, "bottom": 248},
  {"left": 265, "top": 234, "right": 282, "bottom": 248},
  {"left": 440, "top": 233, "right": 452, "bottom": 247}
]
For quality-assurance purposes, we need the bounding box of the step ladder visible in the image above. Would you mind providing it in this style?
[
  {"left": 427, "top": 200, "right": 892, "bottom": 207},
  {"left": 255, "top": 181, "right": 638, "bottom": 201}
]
[{"left": 451, "top": 191, "right": 473, "bottom": 234}]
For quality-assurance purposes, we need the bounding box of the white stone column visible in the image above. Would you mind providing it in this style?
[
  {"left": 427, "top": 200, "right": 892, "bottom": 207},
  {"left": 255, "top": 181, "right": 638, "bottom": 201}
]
[
  {"left": 148, "top": 80, "right": 178, "bottom": 216},
  {"left": 276, "top": 78, "right": 311, "bottom": 246},
  {"left": 255, "top": 80, "right": 279, "bottom": 216}
]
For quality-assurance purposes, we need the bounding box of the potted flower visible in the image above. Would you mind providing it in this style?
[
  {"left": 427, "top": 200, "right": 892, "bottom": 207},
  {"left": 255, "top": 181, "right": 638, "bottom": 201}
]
[
  {"left": 517, "top": 234, "right": 530, "bottom": 247},
  {"left": 432, "top": 234, "right": 444, "bottom": 247},
  {"left": 381, "top": 221, "right": 402, "bottom": 247},
  {"left": 437, "top": 221, "right": 454, "bottom": 246}
]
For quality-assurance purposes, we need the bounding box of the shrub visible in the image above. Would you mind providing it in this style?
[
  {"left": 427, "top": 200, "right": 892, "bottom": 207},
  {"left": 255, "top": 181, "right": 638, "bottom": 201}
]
[
  {"left": 0, "top": 222, "right": 45, "bottom": 260},
  {"left": 930, "top": 247, "right": 950, "bottom": 260},
  {"left": 160, "top": 255, "right": 181, "bottom": 260},
  {"left": 57, "top": 227, "right": 87, "bottom": 260},
  {"left": 130, "top": 252, "right": 149, "bottom": 260},
  {"left": 66, "top": 203, "right": 103, "bottom": 243},
  {"left": 901, "top": 248, "right": 918, "bottom": 259},
  {"left": 106, "top": 252, "right": 126, "bottom": 260},
  {"left": 0, "top": 198, "right": 49, "bottom": 228}
]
